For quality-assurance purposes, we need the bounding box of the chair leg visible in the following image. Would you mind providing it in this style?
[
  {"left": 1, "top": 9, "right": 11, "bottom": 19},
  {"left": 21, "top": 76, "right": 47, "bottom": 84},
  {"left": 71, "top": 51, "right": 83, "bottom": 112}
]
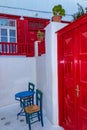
[
  {"left": 25, "top": 113, "right": 28, "bottom": 124},
  {"left": 37, "top": 112, "right": 40, "bottom": 121},
  {"left": 28, "top": 115, "right": 31, "bottom": 130},
  {"left": 17, "top": 108, "right": 25, "bottom": 119},
  {"left": 40, "top": 111, "right": 44, "bottom": 126}
]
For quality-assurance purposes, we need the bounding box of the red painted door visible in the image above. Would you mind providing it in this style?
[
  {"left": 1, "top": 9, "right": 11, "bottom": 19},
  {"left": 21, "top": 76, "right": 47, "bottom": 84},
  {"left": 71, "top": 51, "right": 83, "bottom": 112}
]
[
  {"left": 77, "top": 23, "right": 87, "bottom": 130},
  {"left": 58, "top": 23, "right": 87, "bottom": 130},
  {"left": 62, "top": 30, "right": 77, "bottom": 130}
]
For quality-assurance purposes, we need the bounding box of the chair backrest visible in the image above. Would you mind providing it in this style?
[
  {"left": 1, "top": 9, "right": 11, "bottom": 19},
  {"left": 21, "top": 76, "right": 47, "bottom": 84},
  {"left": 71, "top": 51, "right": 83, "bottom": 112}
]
[
  {"left": 36, "top": 89, "right": 43, "bottom": 110},
  {"left": 28, "top": 82, "right": 35, "bottom": 92}
]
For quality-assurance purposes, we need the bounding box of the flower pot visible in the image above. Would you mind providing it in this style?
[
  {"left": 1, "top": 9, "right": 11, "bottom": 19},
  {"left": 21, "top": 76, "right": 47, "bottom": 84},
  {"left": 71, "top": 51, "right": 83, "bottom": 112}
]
[
  {"left": 37, "top": 36, "right": 44, "bottom": 42},
  {"left": 52, "top": 15, "right": 62, "bottom": 22},
  {"left": 37, "top": 31, "right": 45, "bottom": 42}
]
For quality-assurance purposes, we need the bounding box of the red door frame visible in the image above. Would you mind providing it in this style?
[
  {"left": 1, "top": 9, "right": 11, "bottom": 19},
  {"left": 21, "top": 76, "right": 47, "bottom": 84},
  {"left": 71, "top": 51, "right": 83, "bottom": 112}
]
[
  {"left": 57, "top": 14, "right": 87, "bottom": 130},
  {"left": 57, "top": 32, "right": 64, "bottom": 126}
]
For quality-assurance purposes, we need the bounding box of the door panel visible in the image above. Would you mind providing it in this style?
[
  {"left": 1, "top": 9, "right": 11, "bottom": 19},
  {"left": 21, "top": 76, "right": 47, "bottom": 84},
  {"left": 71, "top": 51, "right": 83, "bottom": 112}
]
[
  {"left": 63, "top": 30, "right": 76, "bottom": 130},
  {"left": 58, "top": 22, "right": 87, "bottom": 130},
  {"left": 63, "top": 24, "right": 87, "bottom": 129},
  {"left": 78, "top": 24, "right": 87, "bottom": 130},
  {"left": 78, "top": 61, "right": 87, "bottom": 130}
]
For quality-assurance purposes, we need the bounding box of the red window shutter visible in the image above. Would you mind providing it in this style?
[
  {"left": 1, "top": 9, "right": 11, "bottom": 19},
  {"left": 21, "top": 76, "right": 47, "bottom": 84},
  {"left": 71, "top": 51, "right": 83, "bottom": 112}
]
[
  {"left": 38, "top": 41, "right": 45, "bottom": 56},
  {"left": 26, "top": 31, "right": 36, "bottom": 57},
  {"left": 17, "top": 20, "right": 26, "bottom": 44},
  {"left": 26, "top": 42, "right": 35, "bottom": 57},
  {"left": 17, "top": 19, "right": 27, "bottom": 55},
  {"left": 17, "top": 20, "right": 35, "bottom": 57}
]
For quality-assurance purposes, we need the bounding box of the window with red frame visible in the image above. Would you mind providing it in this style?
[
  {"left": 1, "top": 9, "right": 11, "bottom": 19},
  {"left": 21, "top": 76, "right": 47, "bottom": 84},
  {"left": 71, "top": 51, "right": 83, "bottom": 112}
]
[{"left": 0, "top": 18, "right": 17, "bottom": 53}]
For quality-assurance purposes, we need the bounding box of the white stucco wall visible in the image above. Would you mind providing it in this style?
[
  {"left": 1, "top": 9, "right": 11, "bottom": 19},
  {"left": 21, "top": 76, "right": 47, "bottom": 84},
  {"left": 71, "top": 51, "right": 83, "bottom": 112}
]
[
  {"left": 45, "top": 22, "right": 68, "bottom": 125},
  {"left": 34, "top": 41, "right": 47, "bottom": 116},
  {"left": 34, "top": 22, "right": 68, "bottom": 125},
  {"left": 0, "top": 56, "right": 36, "bottom": 108},
  {"left": 36, "top": 54, "right": 47, "bottom": 115}
]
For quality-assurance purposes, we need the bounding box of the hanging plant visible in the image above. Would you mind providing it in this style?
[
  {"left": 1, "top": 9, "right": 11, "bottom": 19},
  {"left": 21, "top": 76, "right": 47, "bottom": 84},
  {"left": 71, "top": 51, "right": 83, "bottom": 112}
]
[{"left": 37, "top": 30, "right": 45, "bottom": 42}]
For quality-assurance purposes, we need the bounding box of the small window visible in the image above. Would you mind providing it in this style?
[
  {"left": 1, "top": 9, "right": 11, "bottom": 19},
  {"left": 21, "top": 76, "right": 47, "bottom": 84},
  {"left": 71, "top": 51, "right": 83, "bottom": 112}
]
[
  {"left": 0, "top": 18, "right": 17, "bottom": 53},
  {"left": 1, "top": 29, "right": 8, "bottom": 42},
  {"left": 9, "top": 29, "right": 16, "bottom": 42}
]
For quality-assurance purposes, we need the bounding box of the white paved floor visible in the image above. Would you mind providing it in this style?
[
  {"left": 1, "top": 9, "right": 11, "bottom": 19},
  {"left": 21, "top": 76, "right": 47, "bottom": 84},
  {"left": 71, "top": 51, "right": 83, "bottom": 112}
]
[{"left": 0, "top": 104, "right": 64, "bottom": 130}]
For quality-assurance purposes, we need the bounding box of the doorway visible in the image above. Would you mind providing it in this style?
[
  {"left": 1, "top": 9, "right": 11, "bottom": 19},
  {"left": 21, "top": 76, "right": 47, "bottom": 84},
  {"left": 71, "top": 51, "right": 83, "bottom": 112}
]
[{"left": 58, "top": 23, "right": 87, "bottom": 130}]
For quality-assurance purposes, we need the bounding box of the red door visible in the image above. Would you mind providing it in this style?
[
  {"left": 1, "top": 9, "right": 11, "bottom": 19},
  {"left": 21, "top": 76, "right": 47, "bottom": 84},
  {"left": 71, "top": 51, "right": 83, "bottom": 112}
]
[
  {"left": 62, "top": 30, "right": 77, "bottom": 130},
  {"left": 58, "top": 23, "right": 87, "bottom": 130},
  {"left": 77, "top": 23, "right": 87, "bottom": 130}
]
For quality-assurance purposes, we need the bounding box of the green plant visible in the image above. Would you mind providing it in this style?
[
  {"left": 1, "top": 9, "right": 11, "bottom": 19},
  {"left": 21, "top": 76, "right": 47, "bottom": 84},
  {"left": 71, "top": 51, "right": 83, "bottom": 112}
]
[
  {"left": 37, "top": 31, "right": 44, "bottom": 37},
  {"left": 52, "top": 4, "right": 65, "bottom": 16},
  {"left": 72, "top": 3, "right": 87, "bottom": 20},
  {"left": 37, "top": 31, "right": 45, "bottom": 42}
]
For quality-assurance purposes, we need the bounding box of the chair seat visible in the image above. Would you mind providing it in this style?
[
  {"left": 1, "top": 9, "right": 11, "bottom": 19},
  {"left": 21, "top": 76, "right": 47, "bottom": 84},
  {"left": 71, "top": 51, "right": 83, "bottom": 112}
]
[
  {"left": 22, "top": 96, "right": 32, "bottom": 100},
  {"left": 25, "top": 105, "right": 40, "bottom": 114}
]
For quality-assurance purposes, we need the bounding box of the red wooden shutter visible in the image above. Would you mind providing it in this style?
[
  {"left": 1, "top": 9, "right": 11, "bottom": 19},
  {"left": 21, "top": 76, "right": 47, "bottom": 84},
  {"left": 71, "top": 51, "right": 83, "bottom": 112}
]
[
  {"left": 17, "top": 19, "right": 26, "bottom": 55},
  {"left": 38, "top": 41, "right": 45, "bottom": 56},
  {"left": 26, "top": 31, "right": 36, "bottom": 57}
]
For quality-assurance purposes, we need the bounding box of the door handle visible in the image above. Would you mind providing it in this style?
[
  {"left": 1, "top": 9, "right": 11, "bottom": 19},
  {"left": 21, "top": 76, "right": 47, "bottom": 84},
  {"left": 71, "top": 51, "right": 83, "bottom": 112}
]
[{"left": 75, "top": 84, "right": 80, "bottom": 97}]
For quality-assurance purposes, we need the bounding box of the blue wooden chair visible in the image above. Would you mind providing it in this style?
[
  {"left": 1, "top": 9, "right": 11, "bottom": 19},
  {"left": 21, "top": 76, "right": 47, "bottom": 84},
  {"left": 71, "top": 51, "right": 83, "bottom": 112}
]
[
  {"left": 20, "top": 82, "right": 35, "bottom": 105},
  {"left": 27, "top": 82, "right": 35, "bottom": 105},
  {"left": 15, "top": 82, "right": 35, "bottom": 119},
  {"left": 23, "top": 89, "right": 44, "bottom": 130},
  {"left": 28, "top": 82, "right": 35, "bottom": 92}
]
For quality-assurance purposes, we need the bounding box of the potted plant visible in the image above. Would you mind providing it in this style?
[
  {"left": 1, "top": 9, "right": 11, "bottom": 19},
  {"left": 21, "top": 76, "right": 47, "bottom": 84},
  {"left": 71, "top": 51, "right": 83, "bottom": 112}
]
[
  {"left": 72, "top": 3, "right": 87, "bottom": 20},
  {"left": 37, "top": 30, "right": 45, "bottom": 42},
  {"left": 52, "top": 4, "right": 65, "bottom": 22}
]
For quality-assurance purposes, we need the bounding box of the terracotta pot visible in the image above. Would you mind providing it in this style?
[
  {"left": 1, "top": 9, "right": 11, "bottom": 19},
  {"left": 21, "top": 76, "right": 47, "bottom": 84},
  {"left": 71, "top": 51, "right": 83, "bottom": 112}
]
[
  {"left": 37, "top": 36, "right": 44, "bottom": 42},
  {"left": 52, "top": 15, "right": 62, "bottom": 22},
  {"left": 37, "top": 31, "right": 45, "bottom": 42}
]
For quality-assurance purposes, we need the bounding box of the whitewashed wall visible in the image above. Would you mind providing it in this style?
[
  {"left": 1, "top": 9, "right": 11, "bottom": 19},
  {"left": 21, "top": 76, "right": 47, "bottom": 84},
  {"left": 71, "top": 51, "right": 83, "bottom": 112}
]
[
  {"left": 35, "top": 54, "right": 47, "bottom": 116},
  {"left": 35, "top": 22, "right": 68, "bottom": 125},
  {"left": 34, "top": 41, "right": 46, "bottom": 116},
  {"left": 44, "top": 22, "right": 68, "bottom": 125},
  {"left": 0, "top": 56, "right": 36, "bottom": 108}
]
